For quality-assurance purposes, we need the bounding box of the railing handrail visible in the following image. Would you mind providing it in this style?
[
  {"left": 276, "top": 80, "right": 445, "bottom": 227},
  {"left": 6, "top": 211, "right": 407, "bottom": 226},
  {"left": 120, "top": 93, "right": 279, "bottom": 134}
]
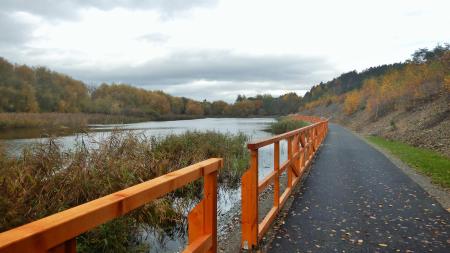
[
  {"left": 241, "top": 115, "right": 328, "bottom": 250},
  {"left": 247, "top": 118, "right": 328, "bottom": 150},
  {"left": 0, "top": 158, "right": 223, "bottom": 253}
]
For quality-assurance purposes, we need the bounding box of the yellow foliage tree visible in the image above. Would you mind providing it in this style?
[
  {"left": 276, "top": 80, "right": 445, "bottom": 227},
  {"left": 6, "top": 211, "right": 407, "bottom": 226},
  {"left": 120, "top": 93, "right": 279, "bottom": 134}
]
[
  {"left": 185, "top": 100, "right": 204, "bottom": 115},
  {"left": 343, "top": 90, "right": 361, "bottom": 115}
]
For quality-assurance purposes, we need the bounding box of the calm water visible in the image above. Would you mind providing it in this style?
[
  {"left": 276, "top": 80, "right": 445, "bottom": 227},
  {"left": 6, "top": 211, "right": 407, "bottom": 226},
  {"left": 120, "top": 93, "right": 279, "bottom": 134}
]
[
  {"left": 1, "top": 117, "right": 290, "bottom": 252},
  {"left": 2, "top": 118, "right": 274, "bottom": 153}
]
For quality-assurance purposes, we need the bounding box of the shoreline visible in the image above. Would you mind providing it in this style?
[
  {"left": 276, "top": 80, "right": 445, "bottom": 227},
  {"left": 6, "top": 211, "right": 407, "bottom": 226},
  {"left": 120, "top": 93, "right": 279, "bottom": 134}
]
[{"left": 0, "top": 112, "right": 283, "bottom": 131}]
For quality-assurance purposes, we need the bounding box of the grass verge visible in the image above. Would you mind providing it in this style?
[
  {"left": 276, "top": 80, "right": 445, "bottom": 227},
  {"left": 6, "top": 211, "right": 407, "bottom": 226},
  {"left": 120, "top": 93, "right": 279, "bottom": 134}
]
[{"left": 366, "top": 136, "right": 450, "bottom": 188}]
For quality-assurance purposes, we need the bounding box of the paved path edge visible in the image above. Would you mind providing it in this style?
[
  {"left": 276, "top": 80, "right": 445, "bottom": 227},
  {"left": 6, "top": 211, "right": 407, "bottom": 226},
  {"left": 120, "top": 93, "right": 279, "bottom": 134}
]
[{"left": 350, "top": 129, "right": 450, "bottom": 211}]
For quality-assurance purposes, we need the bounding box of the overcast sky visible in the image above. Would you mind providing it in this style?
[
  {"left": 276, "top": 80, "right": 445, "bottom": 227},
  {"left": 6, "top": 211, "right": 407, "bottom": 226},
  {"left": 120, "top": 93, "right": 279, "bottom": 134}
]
[{"left": 1, "top": 0, "right": 449, "bottom": 102}]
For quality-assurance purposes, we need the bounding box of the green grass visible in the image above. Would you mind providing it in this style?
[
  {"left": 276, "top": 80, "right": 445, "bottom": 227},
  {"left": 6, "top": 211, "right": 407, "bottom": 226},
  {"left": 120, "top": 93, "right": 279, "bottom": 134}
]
[
  {"left": 269, "top": 116, "right": 310, "bottom": 134},
  {"left": 366, "top": 136, "right": 450, "bottom": 188}
]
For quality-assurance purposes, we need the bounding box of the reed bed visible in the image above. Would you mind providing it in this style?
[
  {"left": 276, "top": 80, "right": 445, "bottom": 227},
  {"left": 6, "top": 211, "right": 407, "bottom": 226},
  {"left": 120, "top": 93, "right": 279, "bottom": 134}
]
[
  {"left": 0, "top": 113, "right": 146, "bottom": 129},
  {"left": 0, "top": 130, "right": 249, "bottom": 252},
  {"left": 269, "top": 116, "right": 309, "bottom": 134}
]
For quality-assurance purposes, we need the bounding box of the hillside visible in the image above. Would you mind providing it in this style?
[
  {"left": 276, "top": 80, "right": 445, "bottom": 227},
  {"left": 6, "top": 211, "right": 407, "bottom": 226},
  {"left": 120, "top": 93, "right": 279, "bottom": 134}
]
[{"left": 299, "top": 45, "right": 450, "bottom": 157}]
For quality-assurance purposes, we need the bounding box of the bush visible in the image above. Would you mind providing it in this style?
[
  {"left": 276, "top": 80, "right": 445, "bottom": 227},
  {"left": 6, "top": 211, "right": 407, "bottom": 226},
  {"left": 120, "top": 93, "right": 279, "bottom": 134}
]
[{"left": 269, "top": 117, "right": 309, "bottom": 134}]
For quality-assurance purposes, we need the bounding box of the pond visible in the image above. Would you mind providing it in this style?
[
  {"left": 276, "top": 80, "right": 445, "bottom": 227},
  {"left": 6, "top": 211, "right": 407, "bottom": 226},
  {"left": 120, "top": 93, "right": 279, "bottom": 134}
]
[{"left": 1, "top": 117, "right": 290, "bottom": 252}]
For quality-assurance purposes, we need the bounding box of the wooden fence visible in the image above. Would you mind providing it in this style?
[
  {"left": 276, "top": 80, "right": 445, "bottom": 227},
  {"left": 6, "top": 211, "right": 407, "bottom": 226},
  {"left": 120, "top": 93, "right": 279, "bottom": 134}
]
[
  {"left": 0, "top": 115, "right": 328, "bottom": 252},
  {"left": 241, "top": 116, "right": 328, "bottom": 249},
  {"left": 0, "top": 158, "right": 223, "bottom": 253}
]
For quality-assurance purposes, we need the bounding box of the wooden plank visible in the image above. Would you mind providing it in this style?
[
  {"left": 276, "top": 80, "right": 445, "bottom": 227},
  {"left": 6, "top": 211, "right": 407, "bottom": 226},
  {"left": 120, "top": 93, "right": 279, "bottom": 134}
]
[
  {"left": 240, "top": 115, "right": 329, "bottom": 249},
  {"left": 287, "top": 137, "right": 293, "bottom": 188},
  {"left": 247, "top": 122, "right": 324, "bottom": 150},
  {"left": 290, "top": 164, "right": 299, "bottom": 178},
  {"left": 47, "top": 238, "right": 75, "bottom": 253},
  {"left": 291, "top": 140, "right": 300, "bottom": 177},
  {"left": 188, "top": 200, "right": 205, "bottom": 244},
  {"left": 258, "top": 170, "right": 276, "bottom": 193},
  {"left": 183, "top": 235, "right": 212, "bottom": 253},
  {"left": 273, "top": 141, "right": 280, "bottom": 209},
  {"left": 279, "top": 160, "right": 290, "bottom": 173},
  {"left": 295, "top": 134, "right": 301, "bottom": 179},
  {"left": 292, "top": 173, "right": 301, "bottom": 187},
  {"left": 204, "top": 171, "right": 217, "bottom": 253},
  {"left": 0, "top": 158, "right": 222, "bottom": 253},
  {"left": 247, "top": 115, "right": 327, "bottom": 150},
  {"left": 241, "top": 150, "right": 258, "bottom": 250},
  {"left": 258, "top": 206, "right": 278, "bottom": 240},
  {"left": 250, "top": 115, "right": 329, "bottom": 150},
  {"left": 279, "top": 187, "right": 292, "bottom": 208}
]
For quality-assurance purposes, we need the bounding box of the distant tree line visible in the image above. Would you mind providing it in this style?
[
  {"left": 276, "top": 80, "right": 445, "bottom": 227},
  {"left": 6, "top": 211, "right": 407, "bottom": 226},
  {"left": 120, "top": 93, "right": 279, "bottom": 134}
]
[
  {"left": 0, "top": 58, "right": 301, "bottom": 118},
  {"left": 3, "top": 44, "right": 446, "bottom": 120}
]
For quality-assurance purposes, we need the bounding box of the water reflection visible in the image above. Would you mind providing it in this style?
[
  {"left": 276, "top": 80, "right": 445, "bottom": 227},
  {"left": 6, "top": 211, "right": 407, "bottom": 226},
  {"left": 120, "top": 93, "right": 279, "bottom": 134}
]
[{"left": 2, "top": 118, "right": 275, "bottom": 154}]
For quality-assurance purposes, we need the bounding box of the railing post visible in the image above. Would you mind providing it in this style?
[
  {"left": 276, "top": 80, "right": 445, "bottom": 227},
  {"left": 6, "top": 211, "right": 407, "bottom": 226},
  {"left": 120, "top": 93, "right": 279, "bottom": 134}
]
[
  {"left": 274, "top": 141, "right": 280, "bottom": 209},
  {"left": 48, "top": 238, "right": 76, "bottom": 253},
  {"left": 294, "top": 134, "right": 300, "bottom": 177},
  {"left": 299, "top": 133, "right": 305, "bottom": 171},
  {"left": 287, "top": 137, "right": 293, "bottom": 188},
  {"left": 314, "top": 128, "right": 318, "bottom": 152},
  {"left": 241, "top": 149, "right": 258, "bottom": 250},
  {"left": 204, "top": 171, "right": 218, "bottom": 253},
  {"left": 308, "top": 129, "right": 313, "bottom": 159},
  {"left": 295, "top": 133, "right": 302, "bottom": 177}
]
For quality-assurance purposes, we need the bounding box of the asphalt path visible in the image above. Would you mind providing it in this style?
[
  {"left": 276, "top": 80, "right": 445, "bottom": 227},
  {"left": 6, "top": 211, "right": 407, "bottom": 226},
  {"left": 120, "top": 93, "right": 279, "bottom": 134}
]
[{"left": 268, "top": 124, "right": 449, "bottom": 252}]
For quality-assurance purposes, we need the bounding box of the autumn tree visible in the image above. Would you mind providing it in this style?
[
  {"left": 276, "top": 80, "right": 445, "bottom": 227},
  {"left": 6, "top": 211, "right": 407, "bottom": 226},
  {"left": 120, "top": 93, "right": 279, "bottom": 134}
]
[
  {"left": 211, "top": 100, "right": 228, "bottom": 115},
  {"left": 185, "top": 100, "right": 204, "bottom": 115},
  {"left": 343, "top": 90, "right": 361, "bottom": 115}
]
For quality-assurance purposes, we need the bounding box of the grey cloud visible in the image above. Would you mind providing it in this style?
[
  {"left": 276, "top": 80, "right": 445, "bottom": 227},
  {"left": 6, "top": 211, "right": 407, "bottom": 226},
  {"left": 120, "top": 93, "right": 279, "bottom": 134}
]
[
  {"left": 138, "top": 33, "right": 169, "bottom": 44},
  {"left": 66, "top": 50, "right": 337, "bottom": 86},
  {"left": 0, "top": 12, "right": 35, "bottom": 45},
  {"left": 141, "top": 81, "right": 311, "bottom": 102},
  {"left": 56, "top": 50, "right": 337, "bottom": 101},
  {"left": 0, "top": 0, "right": 218, "bottom": 20}
]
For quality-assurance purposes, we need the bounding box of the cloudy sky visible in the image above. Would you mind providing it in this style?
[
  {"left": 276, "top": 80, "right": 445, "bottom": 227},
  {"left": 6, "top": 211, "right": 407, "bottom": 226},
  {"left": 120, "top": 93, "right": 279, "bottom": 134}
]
[{"left": 1, "top": 0, "right": 449, "bottom": 102}]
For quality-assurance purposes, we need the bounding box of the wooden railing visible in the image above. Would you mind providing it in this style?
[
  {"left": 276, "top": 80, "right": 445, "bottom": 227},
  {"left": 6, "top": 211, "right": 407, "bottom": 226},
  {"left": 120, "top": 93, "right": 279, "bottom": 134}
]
[
  {"left": 241, "top": 116, "right": 328, "bottom": 249},
  {"left": 0, "top": 114, "right": 328, "bottom": 252},
  {"left": 0, "top": 158, "right": 223, "bottom": 253}
]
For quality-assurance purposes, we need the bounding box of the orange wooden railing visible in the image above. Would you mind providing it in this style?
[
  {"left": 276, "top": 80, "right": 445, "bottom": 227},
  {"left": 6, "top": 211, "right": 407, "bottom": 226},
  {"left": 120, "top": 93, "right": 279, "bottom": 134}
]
[
  {"left": 0, "top": 158, "right": 223, "bottom": 253},
  {"left": 241, "top": 115, "right": 328, "bottom": 250}
]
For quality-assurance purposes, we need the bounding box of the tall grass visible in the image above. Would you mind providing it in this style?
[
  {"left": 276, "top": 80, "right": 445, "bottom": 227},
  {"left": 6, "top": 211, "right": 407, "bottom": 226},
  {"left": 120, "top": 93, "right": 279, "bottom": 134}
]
[
  {"left": 0, "top": 131, "right": 249, "bottom": 252},
  {"left": 0, "top": 113, "right": 208, "bottom": 130},
  {"left": 269, "top": 116, "right": 309, "bottom": 134}
]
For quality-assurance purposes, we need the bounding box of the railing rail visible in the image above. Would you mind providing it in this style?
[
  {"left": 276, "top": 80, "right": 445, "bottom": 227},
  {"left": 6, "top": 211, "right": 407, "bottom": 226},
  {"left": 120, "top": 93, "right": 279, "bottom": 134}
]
[
  {"left": 0, "top": 114, "right": 327, "bottom": 252},
  {"left": 0, "top": 158, "right": 223, "bottom": 253},
  {"left": 241, "top": 115, "right": 328, "bottom": 249}
]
